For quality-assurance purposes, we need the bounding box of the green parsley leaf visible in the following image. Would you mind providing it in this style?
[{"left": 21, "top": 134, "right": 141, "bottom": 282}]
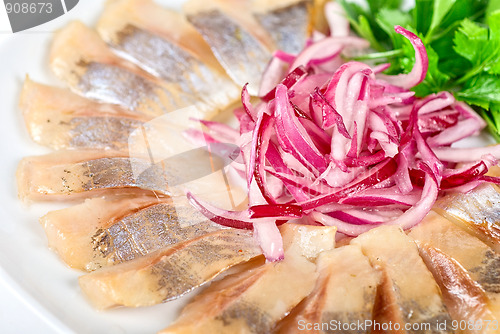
[
  {"left": 366, "top": 0, "right": 402, "bottom": 14},
  {"left": 356, "top": 15, "right": 386, "bottom": 52},
  {"left": 375, "top": 8, "right": 412, "bottom": 49},
  {"left": 487, "top": 0, "right": 500, "bottom": 17},
  {"left": 458, "top": 74, "right": 500, "bottom": 109},
  {"left": 480, "top": 106, "right": 500, "bottom": 142},
  {"left": 428, "top": 0, "right": 456, "bottom": 39},
  {"left": 413, "top": 0, "right": 434, "bottom": 36},
  {"left": 453, "top": 19, "right": 489, "bottom": 64}
]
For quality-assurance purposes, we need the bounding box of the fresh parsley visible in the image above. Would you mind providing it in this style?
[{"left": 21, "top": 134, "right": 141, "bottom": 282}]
[{"left": 340, "top": 0, "right": 500, "bottom": 141}]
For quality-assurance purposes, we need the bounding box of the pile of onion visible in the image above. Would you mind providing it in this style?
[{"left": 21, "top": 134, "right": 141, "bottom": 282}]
[{"left": 187, "top": 3, "right": 500, "bottom": 261}]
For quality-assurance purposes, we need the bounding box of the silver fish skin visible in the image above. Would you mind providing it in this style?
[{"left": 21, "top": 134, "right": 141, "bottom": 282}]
[
  {"left": 434, "top": 184, "right": 500, "bottom": 253},
  {"left": 253, "top": 0, "right": 311, "bottom": 54},
  {"left": 410, "top": 211, "right": 500, "bottom": 320},
  {"left": 17, "top": 150, "right": 171, "bottom": 201},
  {"left": 79, "top": 228, "right": 262, "bottom": 309},
  {"left": 41, "top": 195, "right": 223, "bottom": 271},
  {"left": 184, "top": 0, "right": 275, "bottom": 95},
  {"left": 50, "top": 21, "right": 216, "bottom": 118},
  {"left": 418, "top": 245, "right": 497, "bottom": 334},
  {"left": 275, "top": 244, "right": 380, "bottom": 334},
  {"left": 161, "top": 224, "right": 336, "bottom": 334},
  {"left": 96, "top": 0, "right": 240, "bottom": 112},
  {"left": 20, "top": 78, "right": 147, "bottom": 151},
  {"left": 351, "top": 225, "right": 454, "bottom": 334}
]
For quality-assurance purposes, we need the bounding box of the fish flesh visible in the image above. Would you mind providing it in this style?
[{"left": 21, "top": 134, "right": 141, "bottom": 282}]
[
  {"left": 50, "top": 21, "right": 218, "bottom": 118},
  {"left": 252, "top": 0, "right": 311, "bottom": 54},
  {"left": 275, "top": 244, "right": 380, "bottom": 334},
  {"left": 409, "top": 211, "right": 500, "bottom": 319},
  {"left": 185, "top": 0, "right": 314, "bottom": 94},
  {"left": 418, "top": 245, "right": 497, "bottom": 334},
  {"left": 40, "top": 195, "right": 223, "bottom": 271},
  {"left": 351, "top": 225, "right": 454, "bottom": 333},
  {"left": 41, "top": 194, "right": 157, "bottom": 270},
  {"left": 434, "top": 184, "right": 500, "bottom": 253},
  {"left": 184, "top": 0, "right": 276, "bottom": 95},
  {"left": 79, "top": 228, "right": 262, "bottom": 309},
  {"left": 17, "top": 150, "right": 170, "bottom": 201},
  {"left": 96, "top": 0, "right": 240, "bottom": 112},
  {"left": 20, "top": 78, "right": 147, "bottom": 151},
  {"left": 161, "top": 224, "right": 336, "bottom": 333}
]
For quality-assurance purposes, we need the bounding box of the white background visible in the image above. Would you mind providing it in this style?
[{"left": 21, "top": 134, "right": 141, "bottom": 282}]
[
  {"left": 0, "top": 2, "right": 63, "bottom": 333},
  {"left": 0, "top": 4, "right": 56, "bottom": 333},
  {"left": 0, "top": 276, "right": 58, "bottom": 333},
  {"left": 0, "top": 1, "right": 11, "bottom": 32}
]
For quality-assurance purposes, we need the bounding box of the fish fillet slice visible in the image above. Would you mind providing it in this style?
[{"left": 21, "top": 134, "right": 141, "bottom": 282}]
[
  {"left": 252, "top": 0, "right": 311, "bottom": 54},
  {"left": 434, "top": 184, "right": 500, "bottom": 253},
  {"left": 50, "top": 21, "right": 217, "bottom": 118},
  {"left": 96, "top": 0, "right": 240, "bottom": 112},
  {"left": 184, "top": 0, "right": 275, "bottom": 95},
  {"left": 418, "top": 245, "right": 498, "bottom": 334},
  {"left": 17, "top": 150, "right": 170, "bottom": 201},
  {"left": 351, "top": 225, "right": 454, "bottom": 333},
  {"left": 20, "top": 78, "right": 147, "bottom": 151},
  {"left": 275, "top": 244, "right": 380, "bottom": 334},
  {"left": 79, "top": 228, "right": 262, "bottom": 309},
  {"left": 160, "top": 224, "right": 336, "bottom": 334},
  {"left": 40, "top": 195, "right": 222, "bottom": 271},
  {"left": 409, "top": 211, "right": 500, "bottom": 320}
]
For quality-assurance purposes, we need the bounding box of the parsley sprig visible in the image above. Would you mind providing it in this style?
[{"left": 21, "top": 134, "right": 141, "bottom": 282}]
[{"left": 340, "top": 0, "right": 500, "bottom": 141}]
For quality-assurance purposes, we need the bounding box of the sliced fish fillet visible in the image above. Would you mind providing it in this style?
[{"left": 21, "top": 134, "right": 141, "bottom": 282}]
[
  {"left": 418, "top": 245, "right": 497, "bottom": 334},
  {"left": 50, "top": 21, "right": 218, "bottom": 118},
  {"left": 275, "top": 244, "right": 380, "bottom": 334},
  {"left": 96, "top": 0, "right": 239, "bottom": 112},
  {"left": 409, "top": 211, "right": 500, "bottom": 320},
  {"left": 40, "top": 195, "right": 222, "bottom": 271},
  {"left": 351, "top": 225, "right": 454, "bottom": 333},
  {"left": 161, "top": 224, "right": 336, "bottom": 334},
  {"left": 79, "top": 228, "right": 262, "bottom": 309},
  {"left": 252, "top": 0, "right": 311, "bottom": 54},
  {"left": 434, "top": 184, "right": 500, "bottom": 253},
  {"left": 17, "top": 150, "right": 170, "bottom": 201},
  {"left": 20, "top": 78, "right": 147, "bottom": 151},
  {"left": 184, "top": 0, "right": 275, "bottom": 95}
]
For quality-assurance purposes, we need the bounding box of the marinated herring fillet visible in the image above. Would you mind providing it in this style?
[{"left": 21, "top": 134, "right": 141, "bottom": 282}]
[
  {"left": 410, "top": 214, "right": 498, "bottom": 334},
  {"left": 434, "top": 184, "right": 500, "bottom": 253},
  {"left": 351, "top": 225, "right": 454, "bottom": 333},
  {"left": 79, "top": 228, "right": 262, "bottom": 309},
  {"left": 20, "top": 78, "right": 147, "bottom": 151},
  {"left": 41, "top": 195, "right": 222, "bottom": 271},
  {"left": 409, "top": 211, "right": 500, "bottom": 320},
  {"left": 418, "top": 246, "right": 497, "bottom": 334},
  {"left": 184, "top": 0, "right": 275, "bottom": 95},
  {"left": 96, "top": 0, "right": 239, "bottom": 112},
  {"left": 252, "top": 0, "right": 311, "bottom": 54},
  {"left": 275, "top": 244, "right": 380, "bottom": 334},
  {"left": 50, "top": 21, "right": 218, "bottom": 118},
  {"left": 17, "top": 150, "right": 170, "bottom": 201},
  {"left": 161, "top": 224, "right": 336, "bottom": 334}
]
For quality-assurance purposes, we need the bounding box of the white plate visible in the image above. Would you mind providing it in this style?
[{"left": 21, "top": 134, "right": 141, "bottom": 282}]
[
  {"left": 0, "top": 1, "right": 192, "bottom": 333},
  {"left": 0, "top": 1, "right": 497, "bottom": 333}
]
